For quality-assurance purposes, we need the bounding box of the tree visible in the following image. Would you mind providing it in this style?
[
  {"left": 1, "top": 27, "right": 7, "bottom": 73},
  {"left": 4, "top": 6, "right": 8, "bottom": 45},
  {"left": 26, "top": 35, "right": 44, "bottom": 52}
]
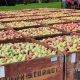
[{"left": 37, "top": 0, "right": 42, "bottom": 3}]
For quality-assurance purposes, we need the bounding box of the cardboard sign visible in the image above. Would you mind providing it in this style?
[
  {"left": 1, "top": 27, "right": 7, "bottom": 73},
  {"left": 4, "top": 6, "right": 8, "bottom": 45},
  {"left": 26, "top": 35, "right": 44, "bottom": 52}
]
[
  {"left": 71, "top": 53, "right": 76, "bottom": 63},
  {"left": 51, "top": 57, "right": 57, "bottom": 62},
  {"left": 0, "top": 66, "right": 5, "bottom": 78}
]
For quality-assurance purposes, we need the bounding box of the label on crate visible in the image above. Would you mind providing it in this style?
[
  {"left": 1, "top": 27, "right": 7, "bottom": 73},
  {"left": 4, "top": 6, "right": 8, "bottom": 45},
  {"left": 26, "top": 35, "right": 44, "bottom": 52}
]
[
  {"left": 51, "top": 57, "right": 57, "bottom": 62},
  {"left": 71, "top": 53, "right": 76, "bottom": 63},
  {"left": 61, "top": 56, "right": 64, "bottom": 62},
  {"left": 0, "top": 66, "right": 5, "bottom": 78}
]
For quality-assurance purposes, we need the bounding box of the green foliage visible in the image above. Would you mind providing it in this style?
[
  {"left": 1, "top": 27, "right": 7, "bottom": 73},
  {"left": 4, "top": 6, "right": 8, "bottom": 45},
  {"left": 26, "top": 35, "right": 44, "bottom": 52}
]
[{"left": 0, "top": 2, "right": 61, "bottom": 11}]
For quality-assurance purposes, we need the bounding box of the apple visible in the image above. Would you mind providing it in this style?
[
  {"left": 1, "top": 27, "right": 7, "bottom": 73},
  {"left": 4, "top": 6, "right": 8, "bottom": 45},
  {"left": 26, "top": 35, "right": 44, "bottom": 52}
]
[
  {"left": 0, "top": 42, "right": 56, "bottom": 65},
  {"left": 52, "top": 22, "right": 80, "bottom": 32},
  {"left": 18, "top": 27, "right": 62, "bottom": 37},
  {"left": 41, "top": 35, "right": 80, "bottom": 52}
]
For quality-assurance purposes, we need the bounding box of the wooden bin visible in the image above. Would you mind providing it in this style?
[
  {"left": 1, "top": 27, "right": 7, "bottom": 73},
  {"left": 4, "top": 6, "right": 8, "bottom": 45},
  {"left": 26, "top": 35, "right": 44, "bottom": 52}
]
[
  {"left": 65, "top": 33, "right": 80, "bottom": 80},
  {"left": 15, "top": 25, "right": 68, "bottom": 40},
  {"left": 0, "top": 28, "right": 26, "bottom": 43},
  {"left": 0, "top": 54, "right": 63, "bottom": 80},
  {"left": 0, "top": 37, "right": 64, "bottom": 80},
  {"left": 35, "top": 32, "right": 80, "bottom": 80},
  {"left": 48, "top": 22, "right": 80, "bottom": 34},
  {"left": 65, "top": 51, "right": 80, "bottom": 80}
]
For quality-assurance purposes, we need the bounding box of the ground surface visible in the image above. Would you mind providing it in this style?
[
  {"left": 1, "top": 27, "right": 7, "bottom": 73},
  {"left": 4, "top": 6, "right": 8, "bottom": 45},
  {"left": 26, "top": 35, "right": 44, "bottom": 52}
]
[{"left": 0, "top": 2, "right": 61, "bottom": 11}]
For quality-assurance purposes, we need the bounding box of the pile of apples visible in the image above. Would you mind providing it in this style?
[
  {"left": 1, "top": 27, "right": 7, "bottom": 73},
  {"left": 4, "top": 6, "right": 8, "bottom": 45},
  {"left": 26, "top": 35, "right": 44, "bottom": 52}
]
[
  {"left": 0, "top": 13, "right": 9, "bottom": 18},
  {"left": 74, "top": 10, "right": 80, "bottom": 13},
  {"left": 0, "top": 15, "right": 49, "bottom": 22},
  {"left": 37, "top": 18, "right": 65, "bottom": 24},
  {"left": 68, "top": 13, "right": 80, "bottom": 16},
  {"left": 48, "top": 13, "right": 69, "bottom": 18},
  {"left": 18, "top": 27, "right": 62, "bottom": 37},
  {"left": 13, "top": 13, "right": 34, "bottom": 17},
  {"left": 0, "top": 8, "right": 80, "bottom": 21},
  {"left": 52, "top": 22, "right": 80, "bottom": 32},
  {"left": 0, "top": 23, "right": 5, "bottom": 28},
  {"left": 0, "top": 42, "right": 56, "bottom": 65},
  {"left": 26, "top": 15, "right": 50, "bottom": 20},
  {"left": 41, "top": 35, "right": 80, "bottom": 52},
  {"left": 1, "top": 8, "right": 80, "bottom": 65},
  {"left": 0, "top": 17, "right": 29, "bottom": 22},
  {"left": 62, "top": 16, "right": 80, "bottom": 21},
  {"left": 34, "top": 12, "right": 50, "bottom": 15},
  {"left": 0, "top": 12, "right": 34, "bottom": 18},
  {"left": 0, "top": 29, "right": 23, "bottom": 41},
  {"left": 4, "top": 21, "right": 40, "bottom": 28}
]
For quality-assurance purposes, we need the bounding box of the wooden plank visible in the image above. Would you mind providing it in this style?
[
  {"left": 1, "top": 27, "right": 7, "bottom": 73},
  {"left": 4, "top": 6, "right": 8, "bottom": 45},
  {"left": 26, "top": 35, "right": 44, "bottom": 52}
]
[{"left": 0, "top": 55, "right": 63, "bottom": 80}]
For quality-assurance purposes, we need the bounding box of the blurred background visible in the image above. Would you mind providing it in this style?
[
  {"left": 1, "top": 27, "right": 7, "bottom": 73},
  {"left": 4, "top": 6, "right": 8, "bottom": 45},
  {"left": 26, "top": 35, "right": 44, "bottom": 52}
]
[{"left": 0, "top": 0, "right": 60, "bottom": 6}]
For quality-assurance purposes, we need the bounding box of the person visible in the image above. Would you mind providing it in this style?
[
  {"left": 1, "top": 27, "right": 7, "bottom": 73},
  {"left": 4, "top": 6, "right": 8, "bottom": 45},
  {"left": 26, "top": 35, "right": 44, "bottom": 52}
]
[
  {"left": 73, "top": 0, "right": 78, "bottom": 9},
  {"left": 62, "top": 0, "right": 67, "bottom": 8},
  {"left": 66, "top": 0, "right": 75, "bottom": 8},
  {"left": 78, "top": 0, "right": 80, "bottom": 8},
  {"left": 71, "top": 0, "right": 75, "bottom": 9},
  {"left": 74, "top": 0, "right": 78, "bottom": 9},
  {"left": 66, "top": 0, "right": 72, "bottom": 8}
]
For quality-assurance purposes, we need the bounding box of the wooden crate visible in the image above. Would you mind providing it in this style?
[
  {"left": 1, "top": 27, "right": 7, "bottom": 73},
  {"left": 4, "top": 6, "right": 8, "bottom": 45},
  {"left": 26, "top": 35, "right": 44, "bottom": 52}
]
[
  {"left": 15, "top": 26, "right": 67, "bottom": 40},
  {"left": 34, "top": 32, "right": 80, "bottom": 80},
  {"left": 0, "top": 28, "right": 26, "bottom": 43},
  {"left": 0, "top": 37, "right": 64, "bottom": 80},
  {"left": 0, "top": 54, "right": 63, "bottom": 80},
  {"left": 65, "top": 51, "right": 80, "bottom": 80}
]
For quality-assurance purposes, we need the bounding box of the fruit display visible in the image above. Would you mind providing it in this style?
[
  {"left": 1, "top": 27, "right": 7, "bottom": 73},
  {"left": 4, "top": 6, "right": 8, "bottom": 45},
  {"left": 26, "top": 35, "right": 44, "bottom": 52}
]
[
  {"left": 0, "top": 15, "right": 7, "bottom": 18},
  {"left": 52, "top": 22, "right": 80, "bottom": 32},
  {"left": 0, "top": 9, "right": 80, "bottom": 23},
  {"left": 0, "top": 42, "right": 56, "bottom": 65},
  {"left": 0, "top": 8, "right": 80, "bottom": 20},
  {"left": 47, "top": 13, "right": 69, "bottom": 18},
  {"left": 69, "top": 13, "right": 80, "bottom": 16},
  {"left": 20, "top": 15, "right": 49, "bottom": 20},
  {"left": 0, "top": 23, "right": 6, "bottom": 28},
  {"left": 4, "top": 21, "right": 40, "bottom": 28},
  {"left": 1, "top": 8, "right": 80, "bottom": 66},
  {"left": 0, "top": 13, "right": 34, "bottom": 18},
  {"left": 0, "top": 29, "right": 23, "bottom": 41},
  {"left": 0, "top": 15, "right": 50, "bottom": 22},
  {"left": 0, "top": 11, "right": 34, "bottom": 18},
  {"left": 36, "top": 18, "right": 66, "bottom": 24},
  {"left": 23, "top": 15, "right": 46, "bottom": 20},
  {"left": 73, "top": 10, "right": 80, "bottom": 13},
  {"left": 0, "top": 17, "right": 30, "bottom": 22},
  {"left": 61, "top": 16, "right": 80, "bottom": 21},
  {"left": 18, "top": 27, "right": 62, "bottom": 37},
  {"left": 41, "top": 35, "right": 80, "bottom": 52},
  {"left": 34, "top": 12, "right": 50, "bottom": 15}
]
